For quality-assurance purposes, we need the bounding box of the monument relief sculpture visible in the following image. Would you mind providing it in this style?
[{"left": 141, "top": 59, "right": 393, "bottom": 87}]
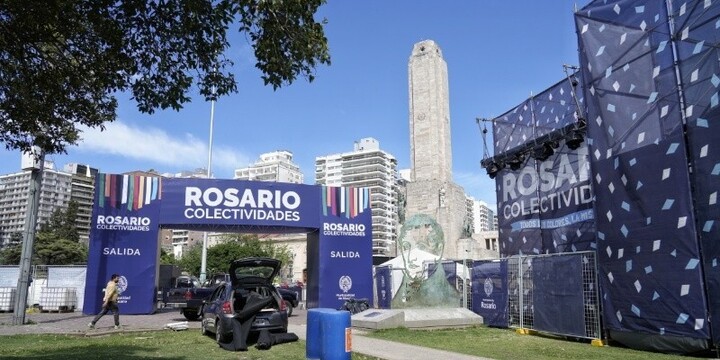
[{"left": 392, "top": 213, "right": 462, "bottom": 308}]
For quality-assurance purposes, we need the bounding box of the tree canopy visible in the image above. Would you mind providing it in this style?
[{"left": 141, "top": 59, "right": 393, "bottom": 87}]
[
  {"left": 176, "top": 234, "right": 293, "bottom": 280},
  {"left": 0, "top": 0, "right": 330, "bottom": 154},
  {"left": 0, "top": 200, "right": 87, "bottom": 265}
]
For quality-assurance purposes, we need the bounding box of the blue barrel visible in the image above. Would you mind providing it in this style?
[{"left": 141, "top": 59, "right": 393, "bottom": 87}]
[{"left": 306, "top": 308, "right": 351, "bottom": 360}]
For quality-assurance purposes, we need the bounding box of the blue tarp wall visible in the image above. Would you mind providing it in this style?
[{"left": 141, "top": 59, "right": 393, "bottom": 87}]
[
  {"left": 493, "top": 75, "right": 596, "bottom": 256},
  {"left": 576, "top": 0, "right": 714, "bottom": 342}
]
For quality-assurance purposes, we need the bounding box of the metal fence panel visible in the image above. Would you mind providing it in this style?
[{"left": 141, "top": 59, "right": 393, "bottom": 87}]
[{"left": 507, "top": 251, "right": 601, "bottom": 340}]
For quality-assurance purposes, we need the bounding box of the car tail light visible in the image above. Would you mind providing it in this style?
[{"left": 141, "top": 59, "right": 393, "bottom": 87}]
[
  {"left": 183, "top": 290, "right": 192, "bottom": 301},
  {"left": 279, "top": 298, "right": 286, "bottom": 312},
  {"left": 222, "top": 301, "right": 232, "bottom": 314}
]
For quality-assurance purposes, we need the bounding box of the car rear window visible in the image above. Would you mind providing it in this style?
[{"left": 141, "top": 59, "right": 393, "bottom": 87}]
[{"left": 234, "top": 265, "right": 276, "bottom": 280}]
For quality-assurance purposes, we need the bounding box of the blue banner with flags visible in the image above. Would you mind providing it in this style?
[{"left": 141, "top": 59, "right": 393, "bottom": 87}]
[
  {"left": 84, "top": 174, "right": 161, "bottom": 315},
  {"left": 316, "top": 186, "right": 374, "bottom": 309}
]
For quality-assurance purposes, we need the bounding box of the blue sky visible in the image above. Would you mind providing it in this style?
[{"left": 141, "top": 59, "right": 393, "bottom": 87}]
[{"left": 0, "top": 1, "right": 585, "bottom": 208}]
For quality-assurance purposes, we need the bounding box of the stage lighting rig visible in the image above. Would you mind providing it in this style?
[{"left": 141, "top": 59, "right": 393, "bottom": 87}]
[
  {"left": 534, "top": 142, "right": 555, "bottom": 162},
  {"left": 566, "top": 118, "right": 587, "bottom": 150},
  {"left": 481, "top": 158, "right": 504, "bottom": 179},
  {"left": 507, "top": 153, "right": 526, "bottom": 170}
]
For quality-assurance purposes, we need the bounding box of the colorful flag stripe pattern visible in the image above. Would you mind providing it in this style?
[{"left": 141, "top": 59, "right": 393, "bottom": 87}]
[
  {"left": 321, "top": 186, "right": 370, "bottom": 219},
  {"left": 96, "top": 174, "right": 161, "bottom": 210}
]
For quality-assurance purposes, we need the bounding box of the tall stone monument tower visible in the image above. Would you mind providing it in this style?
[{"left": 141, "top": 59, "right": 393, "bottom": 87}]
[{"left": 405, "top": 40, "right": 467, "bottom": 259}]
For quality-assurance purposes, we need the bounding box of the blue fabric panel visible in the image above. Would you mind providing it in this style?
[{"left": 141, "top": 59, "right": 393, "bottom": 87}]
[
  {"left": 472, "top": 260, "right": 508, "bottom": 327},
  {"left": 671, "top": 0, "right": 720, "bottom": 345},
  {"left": 496, "top": 165, "right": 543, "bottom": 257},
  {"left": 532, "top": 256, "right": 585, "bottom": 336},
  {"left": 577, "top": 0, "right": 710, "bottom": 339},
  {"left": 493, "top": 77, "right": 584, "bottom": 155},
  {"left": 537, "top": 143, "right": 596, "bottom": 254},
  {"left": 375, "top": 266, "right": 392, "bottom": 309}
]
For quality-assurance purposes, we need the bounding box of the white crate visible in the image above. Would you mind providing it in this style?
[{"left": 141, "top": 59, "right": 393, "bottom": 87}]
[
  {"left": 39, "top": 287, "right": 77, "bottom": 311},
  {"left": 0, "top": 288, "right": 15, "bottom": 311}
]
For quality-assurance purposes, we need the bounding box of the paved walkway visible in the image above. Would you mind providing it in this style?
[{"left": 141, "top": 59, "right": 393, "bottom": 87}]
[{"left": 0, "top": 308, "right": 492, "bottom": 360}]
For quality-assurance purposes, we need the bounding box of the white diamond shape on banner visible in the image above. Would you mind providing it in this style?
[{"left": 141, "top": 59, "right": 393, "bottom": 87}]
[
  {"left": 596, "top": 173, "right": 602, "bottom": 184},
  {"left": 686, "top": 105, "right": 694, "bottom": 117},
  {"left": 710, "top": 192, "right": 717, "bottom": 205},
  {"left": 613, "top": 81, "right": 620, "bottom": 91},
  {"left": 620, "top": 33, "right": 627, "bottom": 45},
  {"left": 682, "top": 27, "right": 689, "bottom": 40},
  {"left": 618, "top": 248, "right": 624, "bottom": 259},
  {"left": 696, "top": 319, "right": 704, "bottom": 331},
  {"left": 662, "top": 168, "right": 671, "bottom": 180},
  {"left": 661, "top": 105, "right": 669, "bottom": 117},
  {"left": 596, "top": 46, "right": 606, "bottom": 56},
  {"left": 653, "top": 66, "right": 660, "bottom": 78},
  {"left": 609, "top": 183, "right": 615, "bottom": 193},
  {"left": 606, "top": 246, "right": 613, "bottom": 258},
  {"left": 607, "top": 210, "right": 613, "bottom": 222},
  {"left": 653, "top": 240, "right": 661, "bottom": 251},
  {"left": 638, "top": 132, "right": 646, "bottom": 143},
  {"left": 700, "top": 145, "right": 708, "bottom": 158},
  {"left": 691, "top": 69, "right": 699, "bottom": 82},
  {"left": 678, "top": 216, "right": 688, "bottom": 228},
  {"left": 681, "top": 284, "right": 690, "bottom": 296},
  {"left": 634, "top": 280, "right": 642, "bottom": 293},
  {"left": 616, "top": 310, "right": 622, "bottom": 322},
  {"left": 613, "top": 3, "right": 621, "bottom": 14}
]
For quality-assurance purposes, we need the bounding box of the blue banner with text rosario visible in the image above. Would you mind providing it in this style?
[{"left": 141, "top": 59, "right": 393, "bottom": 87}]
[{"left": 159, "top": 178, "right": 321, "bottom": 228}]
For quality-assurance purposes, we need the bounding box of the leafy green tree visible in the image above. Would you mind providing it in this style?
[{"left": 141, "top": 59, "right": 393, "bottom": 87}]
[
  {"left": 0, "top": 244, "right": 21, "bottom": 265},
  {"left": 159, "top": 248, "right": 177, "bottom": 265},
  {"left": 40, "top": 200, "right": 80, "bottom": 243},
  {"left": 176, "top": 234, "right": 293, "bottom": 281},
  {"left": 1, "top": 203, "right": 87, "bottom": 265},
  {"left": 1, "top": 0, "right": 330, "bottom": 155},
  {"left": 34, "top": 232, "right": 87, "bottom": 265}
]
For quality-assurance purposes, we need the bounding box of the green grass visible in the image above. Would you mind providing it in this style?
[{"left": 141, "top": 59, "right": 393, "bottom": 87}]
[
  {"left": 365, "top": 326, "right": 690, "bottom": 360},
  {"left": 0, "top": 331, "right": 380, "bottom": 360}
]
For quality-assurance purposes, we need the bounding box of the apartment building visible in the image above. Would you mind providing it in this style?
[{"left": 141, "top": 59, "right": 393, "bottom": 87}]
[
  {"left": 234, "top": 150, "right": 303, "bottom": 183},
  {"left": 315, "top": 138, "right": 400, "bottom": 257},
  {"left": 63, "top": 163, "right": 98, "bottom": 245},
  {"left": 0, "top": 161, "right": 73, "bottom": 245}
]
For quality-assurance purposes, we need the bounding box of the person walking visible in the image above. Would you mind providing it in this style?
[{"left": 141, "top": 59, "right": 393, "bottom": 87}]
[{"left": 88, "top": 273, "right": 121, "bottom": 329}]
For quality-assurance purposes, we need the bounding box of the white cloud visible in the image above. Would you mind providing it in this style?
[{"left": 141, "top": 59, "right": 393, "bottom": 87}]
[
  {"left": 454, "top": 170, "right": 497, "bottom": 209},
  {"left": 77, "top": 121, "right": 251, "bottom": 174}
]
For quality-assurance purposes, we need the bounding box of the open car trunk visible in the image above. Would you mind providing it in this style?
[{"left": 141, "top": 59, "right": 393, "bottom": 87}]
[{"left": 231, "top": 285, "right": 282, "bottom": 320}]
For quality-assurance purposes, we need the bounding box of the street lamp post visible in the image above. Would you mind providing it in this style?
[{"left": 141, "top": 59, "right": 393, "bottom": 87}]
[
  {"left": 199, "top": 91, "right": 216, "bottom": 284},
  {"left": 13, "top": 150, "right": 45, "bottom": 325}
]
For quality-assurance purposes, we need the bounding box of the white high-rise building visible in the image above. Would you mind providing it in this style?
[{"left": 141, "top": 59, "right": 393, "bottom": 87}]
[
  {"left": 315, "top": 138, "right": 400, "bottom": 257},
  {"left": 472, "top": 200, "right": 496, "bottom": 232},
  {"left": 63, "top": 163, "right": 99, "bottom": 245},
  {"left": 0, "top": 161, "right": 73, "bottom": 245},
  {"left": 234, "top": 150, "right": 303, "bottom": 183}
]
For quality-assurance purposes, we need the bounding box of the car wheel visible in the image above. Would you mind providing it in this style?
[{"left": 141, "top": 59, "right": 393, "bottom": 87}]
[
  {"left": 284, "top": 300, "right": 293, "bottom": 317},
  {"left": 183, "top": 309, "right": 201, "bottom": 321}
]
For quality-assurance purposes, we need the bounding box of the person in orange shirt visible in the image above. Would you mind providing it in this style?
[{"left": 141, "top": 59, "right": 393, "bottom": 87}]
[{"left": 88, "top": 273, "right": 121, "bottom": 330}]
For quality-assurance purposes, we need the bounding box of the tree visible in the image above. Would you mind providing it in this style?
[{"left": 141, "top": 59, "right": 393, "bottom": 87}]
[
  {"left": 40, "top": 200, "right": 80, "bottom": 243},
  {"left": 0, "top": 203, "right": 87, "bottom": 265},
  {"left": 0, "top": 0, "right": 331, "bottom": 154},
  {"left": 159, "top": 248, "right": 177, "bottom": 265},
  {"left": 176, "top": 234, "right": 292, "bottom": 280}
]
